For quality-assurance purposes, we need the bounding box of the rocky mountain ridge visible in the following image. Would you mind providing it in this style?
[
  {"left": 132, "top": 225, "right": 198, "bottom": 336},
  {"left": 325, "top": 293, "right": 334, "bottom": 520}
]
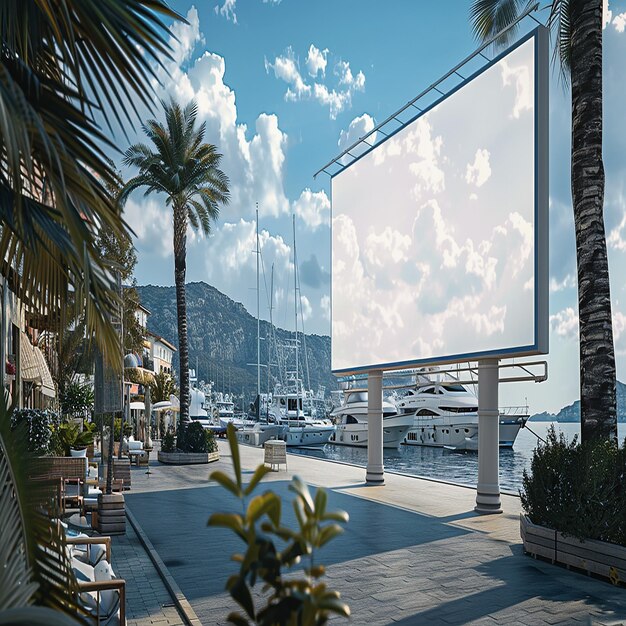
[{"left": 136, "top": 282, "right": 334, "bottom": 406}]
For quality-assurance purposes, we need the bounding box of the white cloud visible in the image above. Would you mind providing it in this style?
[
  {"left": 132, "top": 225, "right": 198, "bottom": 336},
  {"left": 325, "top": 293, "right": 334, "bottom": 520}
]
[
  {"left": 364, "top": 227, "right": 411, "bottom": 268},
  {"left": 405, "top": 117, "right": 445, "bottom": 195},
  {"left": 266, "top": 45, "right": 366, "bottom": 119},
  {"left": 465, "top": 148, "right": 492, "bottom": 187},
  {"left": 292, "top": 188, "right": 330, "bottom": 230},
  {"left": 306, "top": 45, "right": 328, "bottom": 77},
  {"left": 265, "top": 47, "right": 311, "bottom": 101},
  {"left": 500, "top": 58, "right": 532, "bottom": 118},
  {"left": 608, "top": 211, "right": 626, "bottom": 250},
  {"left": 550, "top": 307, "right": 579, "bottom": 338},
  {"left": 320, "top": 295, "right": 330, "bottom": 321},
  {"left": 215, "top": 0, "right": 237, "bottom": 23},
  {"left": 338, "top": 114, "right": 377, "bottom": 164},
  {"left": 604, "top": 0, "right": 613, "bottom": 27},
  {"left": 205, "top": 218, "right": 292, "bottom": 284},
  {"left": 550, "top": 274, "right": 576, "bottom": 293},
  {"left": 613, "top": 12, "right": 626, "bottom": 32},
  {"left": 300, "top": 295, "right": 313, "bottom": 322},
  {"left": 335, "top": 61, "right": 365, "bottom": 91},
  {"left": 312, "top": 83, "right": 353, "bottom": 119},
  {"left": 125, "top": 197, "right": 172, "bottom": 256},
  {"left": 153, "top": 14, "right": 290, "bottom": 221},
  {"left": 613, "top": 310, "right": 626, "bottom": 354}
]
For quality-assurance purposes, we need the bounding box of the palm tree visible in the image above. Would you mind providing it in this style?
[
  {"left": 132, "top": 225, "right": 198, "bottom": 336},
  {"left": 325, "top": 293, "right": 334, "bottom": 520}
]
[
  {"left": 120, "top": 100, "right": 230, "bottom": 425},
  {"left": 470, "top": 1, "right": 617, "bottom": 443},
  {"left": 1, "top": 0, "right": 180, "bottom": 365}
]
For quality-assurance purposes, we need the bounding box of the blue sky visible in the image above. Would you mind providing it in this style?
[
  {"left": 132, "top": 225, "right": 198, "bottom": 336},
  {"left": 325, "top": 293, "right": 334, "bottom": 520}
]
[{"left": 115, "top": 0, "right": 626, "bottom": 413}]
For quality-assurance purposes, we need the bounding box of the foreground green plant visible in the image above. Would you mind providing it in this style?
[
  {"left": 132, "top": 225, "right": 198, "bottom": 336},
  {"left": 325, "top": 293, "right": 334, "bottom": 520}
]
[
  {"left": 208, "top": 424, "right": 350, "bottom": 625},
  {"left": 1, "top": 401, "right": 82, "bottom": 624},
  {"left": 521, "top": 427, "right": 626, "bottom": 546}
]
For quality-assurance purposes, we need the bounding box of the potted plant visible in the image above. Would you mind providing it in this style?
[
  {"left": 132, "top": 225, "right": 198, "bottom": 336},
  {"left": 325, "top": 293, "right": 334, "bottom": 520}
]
[
  {"left": 157, "top": 421, "right": 219, "bottom": 465},
  {"left": 54, "top": 421, "right": 95, "bottom": 457},
  {"left": 520, "top": 428, "right": 626, "bottom": 585}
]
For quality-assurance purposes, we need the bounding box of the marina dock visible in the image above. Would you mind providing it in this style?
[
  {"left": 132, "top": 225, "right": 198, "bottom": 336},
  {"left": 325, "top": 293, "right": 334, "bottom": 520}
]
[{"left": 120, "top": 444, "right": 626, "bottom": 625}]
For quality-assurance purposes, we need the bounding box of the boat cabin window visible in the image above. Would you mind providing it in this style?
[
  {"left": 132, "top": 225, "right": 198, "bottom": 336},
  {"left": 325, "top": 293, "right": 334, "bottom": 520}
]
[
  {"left": 421, "top": 387, "right": 436, "bottom": 394},
  {"left": 417, "top": 409, "right": 438, "bottom": 416},
  {"left": 383, "top": 411, "right": 397, "bottom": 418},
  {"left": 346, "top": 415, "right": 359, "bottom": 424},
  {"left": 441, "top": 384, "right": 466, "bottom": 393},
  {"left": 287, "top": 398, "right": 303, "bottom": 411},
  {"left": 346, "top": 391, "right": 368, "bottom": 403}
]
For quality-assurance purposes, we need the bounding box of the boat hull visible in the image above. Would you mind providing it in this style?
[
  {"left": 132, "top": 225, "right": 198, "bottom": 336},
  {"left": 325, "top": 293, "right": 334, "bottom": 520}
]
[
  {"left": 281, "top": 425, "right": 335, "bottom": 447},
  {"left": 329, "top": 415, "right": 413, "bottom": 449},
  {"left": 402, "top": 416, "right": 525, "bottom": 449}
]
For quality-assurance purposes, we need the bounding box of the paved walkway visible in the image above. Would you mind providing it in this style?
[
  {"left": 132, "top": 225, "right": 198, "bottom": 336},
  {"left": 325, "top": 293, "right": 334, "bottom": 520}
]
[
  {"left": 111, "top": 514, "right": 185, "bottom": 625},
  {"left": 122, "top": 442, "right": 626, "bottom": 626}
]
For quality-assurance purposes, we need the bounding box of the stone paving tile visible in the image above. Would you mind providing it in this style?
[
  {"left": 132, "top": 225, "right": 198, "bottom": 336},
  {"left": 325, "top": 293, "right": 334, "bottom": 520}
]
[
  {"left": 110, "top": 521, "right": 184, "bottom": 626},
  {"left": 122, "top": 445, "right": 626, "bottom": 626}
]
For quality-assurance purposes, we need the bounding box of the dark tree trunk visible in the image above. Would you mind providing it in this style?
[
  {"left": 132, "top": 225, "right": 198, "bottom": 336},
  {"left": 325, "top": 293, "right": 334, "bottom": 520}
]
[
  {"left": 570, "top": 0, "right": 617, "bottom": 443},
  {"left": 173, "top": 206, "right": 190, "bottom": 426}
]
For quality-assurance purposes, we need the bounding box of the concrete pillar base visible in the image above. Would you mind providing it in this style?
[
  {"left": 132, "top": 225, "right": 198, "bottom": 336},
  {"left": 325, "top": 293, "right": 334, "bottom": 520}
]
[
  {"left": 474, "top": 484, "right": 502, "bottom": 514},
  {"left": 366, "top": 465, "right": 385, "bottom": 485}
]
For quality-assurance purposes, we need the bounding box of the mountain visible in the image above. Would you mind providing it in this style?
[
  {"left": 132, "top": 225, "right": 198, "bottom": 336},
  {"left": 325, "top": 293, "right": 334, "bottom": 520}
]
[
  {"left": 530, "top": 380, "right": 626, "bottom": 423},
  {"left": 136, "top": 282, "right": 334, "bottom": 406}
]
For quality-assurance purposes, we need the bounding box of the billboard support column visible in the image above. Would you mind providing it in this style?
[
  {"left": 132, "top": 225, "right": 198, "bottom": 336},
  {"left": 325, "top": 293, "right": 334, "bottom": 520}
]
[
  {"left": 366, "top": 369, "right": 384, "bottom": 485},
  {"left": 475, "top": 359, "right": 502, "bottom": 514}
]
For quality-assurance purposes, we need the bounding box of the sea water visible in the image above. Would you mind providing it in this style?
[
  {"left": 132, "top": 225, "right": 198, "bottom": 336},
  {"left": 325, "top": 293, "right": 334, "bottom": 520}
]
[{"left": 289, "top": 422, "right": 626, "bottom": 493}]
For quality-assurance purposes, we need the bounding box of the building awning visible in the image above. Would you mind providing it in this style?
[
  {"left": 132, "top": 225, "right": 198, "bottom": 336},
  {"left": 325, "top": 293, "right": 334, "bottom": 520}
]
[{"left": 20, "top": 332, "right": 56, "bottom": 397}]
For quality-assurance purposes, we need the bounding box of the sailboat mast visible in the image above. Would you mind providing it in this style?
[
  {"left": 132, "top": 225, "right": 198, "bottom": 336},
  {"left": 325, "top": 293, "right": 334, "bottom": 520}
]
[
  {"left": 256, "top": 205, "right": 261, "bottom": 400},
  {"left": 293, "top": 214, "right": 299, "bottom": 412}
]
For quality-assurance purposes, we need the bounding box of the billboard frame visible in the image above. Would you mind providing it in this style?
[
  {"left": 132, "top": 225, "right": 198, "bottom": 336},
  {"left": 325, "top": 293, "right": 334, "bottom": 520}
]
[{"left": 330, "top": 26, "right": 549, "bottom": 375}]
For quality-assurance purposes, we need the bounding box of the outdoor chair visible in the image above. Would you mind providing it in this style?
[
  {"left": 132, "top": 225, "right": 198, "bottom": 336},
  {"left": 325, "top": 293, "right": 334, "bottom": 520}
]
[
  {"left": 68, "top": 536, "right": 125, "bottom": 625},
  {"left": 127, "top": 439, "right": 144, "bottom": 466}
]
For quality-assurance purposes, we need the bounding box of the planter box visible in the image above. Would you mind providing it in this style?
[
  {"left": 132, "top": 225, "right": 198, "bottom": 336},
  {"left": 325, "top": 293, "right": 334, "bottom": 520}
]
[
  {"left": 157, "top": 451, "right": 219, "bottom": 465},
  {"left": 521, "top": 514, "right": 626, "bottom": 585}
]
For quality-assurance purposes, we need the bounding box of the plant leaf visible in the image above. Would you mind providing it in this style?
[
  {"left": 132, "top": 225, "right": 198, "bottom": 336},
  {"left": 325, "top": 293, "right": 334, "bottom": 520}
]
[
  {"left": 210, "top": 470, "right": 242, "bottom": 498},
  {"left": 243, "top": 464, "right": 272, "bottom": 496}
]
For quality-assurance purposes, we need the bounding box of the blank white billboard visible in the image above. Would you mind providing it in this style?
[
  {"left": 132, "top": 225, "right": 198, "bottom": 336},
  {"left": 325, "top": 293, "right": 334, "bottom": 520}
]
[{"left": 331, "top": 29, "right": 548, "bottom": 374}]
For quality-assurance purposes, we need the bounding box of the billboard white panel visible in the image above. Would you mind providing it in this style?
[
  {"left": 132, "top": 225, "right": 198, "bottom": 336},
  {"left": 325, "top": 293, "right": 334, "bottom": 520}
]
[{"left": 331, "top": 29, "right": 548, "bottom": 374}]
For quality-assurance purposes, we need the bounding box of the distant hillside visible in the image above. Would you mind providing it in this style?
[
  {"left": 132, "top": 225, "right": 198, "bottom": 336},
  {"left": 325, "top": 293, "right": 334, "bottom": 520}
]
[
  {"left": 530, "top": 380, "right": 626, "bottom": 423},
  {"left": 136, "top": 282, "right": 334, "bottom": 406}
]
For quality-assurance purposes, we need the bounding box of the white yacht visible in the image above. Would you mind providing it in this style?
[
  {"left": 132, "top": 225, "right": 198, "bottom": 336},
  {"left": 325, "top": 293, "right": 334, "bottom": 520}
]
[
  {"left": 397, "top": 381, "right": 528, "bottom": 450},
  {"left": 328, "top": 390, "right": 413, "bottom": 448},
  {"left": 268, "top": 382, "right": 335, "bottom": 447}
]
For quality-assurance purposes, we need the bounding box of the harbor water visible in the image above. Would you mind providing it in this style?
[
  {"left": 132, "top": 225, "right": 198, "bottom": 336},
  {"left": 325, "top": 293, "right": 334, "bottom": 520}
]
[{"left": 290, "top": 421, "right": 626, "bottom": 493}]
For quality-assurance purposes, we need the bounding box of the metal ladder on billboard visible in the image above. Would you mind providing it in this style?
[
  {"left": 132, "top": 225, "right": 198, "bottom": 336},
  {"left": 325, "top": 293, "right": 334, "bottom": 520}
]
[{"left": 363, "top": 360, "right": 548, "bottom": 513}]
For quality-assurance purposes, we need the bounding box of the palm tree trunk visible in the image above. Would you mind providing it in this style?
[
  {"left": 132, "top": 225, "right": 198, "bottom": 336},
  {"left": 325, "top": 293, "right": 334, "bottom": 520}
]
[
  {"left": 173, "top": 206, "right": 190, "bottom": 426},
  {"left": 570, "top": 0, "right": 617, "bottom": 443}
]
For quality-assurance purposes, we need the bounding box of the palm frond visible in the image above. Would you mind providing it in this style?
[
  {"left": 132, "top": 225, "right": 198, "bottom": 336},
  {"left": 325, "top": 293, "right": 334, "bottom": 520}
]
[
  {"left": 0, "top": 401, "right": 82, "bottom": 623},
  {"left": 470, "top": 0, "right": 538, "bottom": 47},
  {"left": 549, "top": 0, "right": 572, "bottom": 77},
  {"left": 0, "top": 1, "right": 184, "bottom": 369}
]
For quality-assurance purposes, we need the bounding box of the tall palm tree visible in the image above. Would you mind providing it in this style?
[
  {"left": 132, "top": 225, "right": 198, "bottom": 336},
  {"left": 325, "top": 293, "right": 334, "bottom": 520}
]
[
  {"left": 1, "top": 0, "right": 180, "bottom": 366},
  {"left": 470, "top": 0, "right": 617, "bottom": 443},
  {"left": 120, "top": 99, "right": 230, "bottom": 425}
]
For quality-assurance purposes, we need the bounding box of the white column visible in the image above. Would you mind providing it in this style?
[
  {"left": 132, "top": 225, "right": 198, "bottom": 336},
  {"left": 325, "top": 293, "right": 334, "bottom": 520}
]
[
  {"left": 366, "top": 369, "right": 384, "bottom": 485},
  {"left": 475, "top": 359, "right": 502, "bottom": 514}
]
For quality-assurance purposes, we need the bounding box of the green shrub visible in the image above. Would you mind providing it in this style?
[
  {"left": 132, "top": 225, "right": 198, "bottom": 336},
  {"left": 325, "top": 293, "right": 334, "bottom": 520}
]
[
  {"left": 521, "top": 427, "right": 626, "bottom": 546},
  {"left": 10, "top": 409, "right": 59, "bottom": 456},
  {"left": 54, "top": 422, "right": 94, "bottom": 456},
  {"left": 60, "top": 381, "right": 94, "bottom": 418},
  {"left": 205, "top": 428, "right": 217, "bottom": 453},
  {"left": 209, "top": 424, "right": 350, "bottom": 625},
  {"left": 161, "top": 431, "right": 176, "bottom": 453}
]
